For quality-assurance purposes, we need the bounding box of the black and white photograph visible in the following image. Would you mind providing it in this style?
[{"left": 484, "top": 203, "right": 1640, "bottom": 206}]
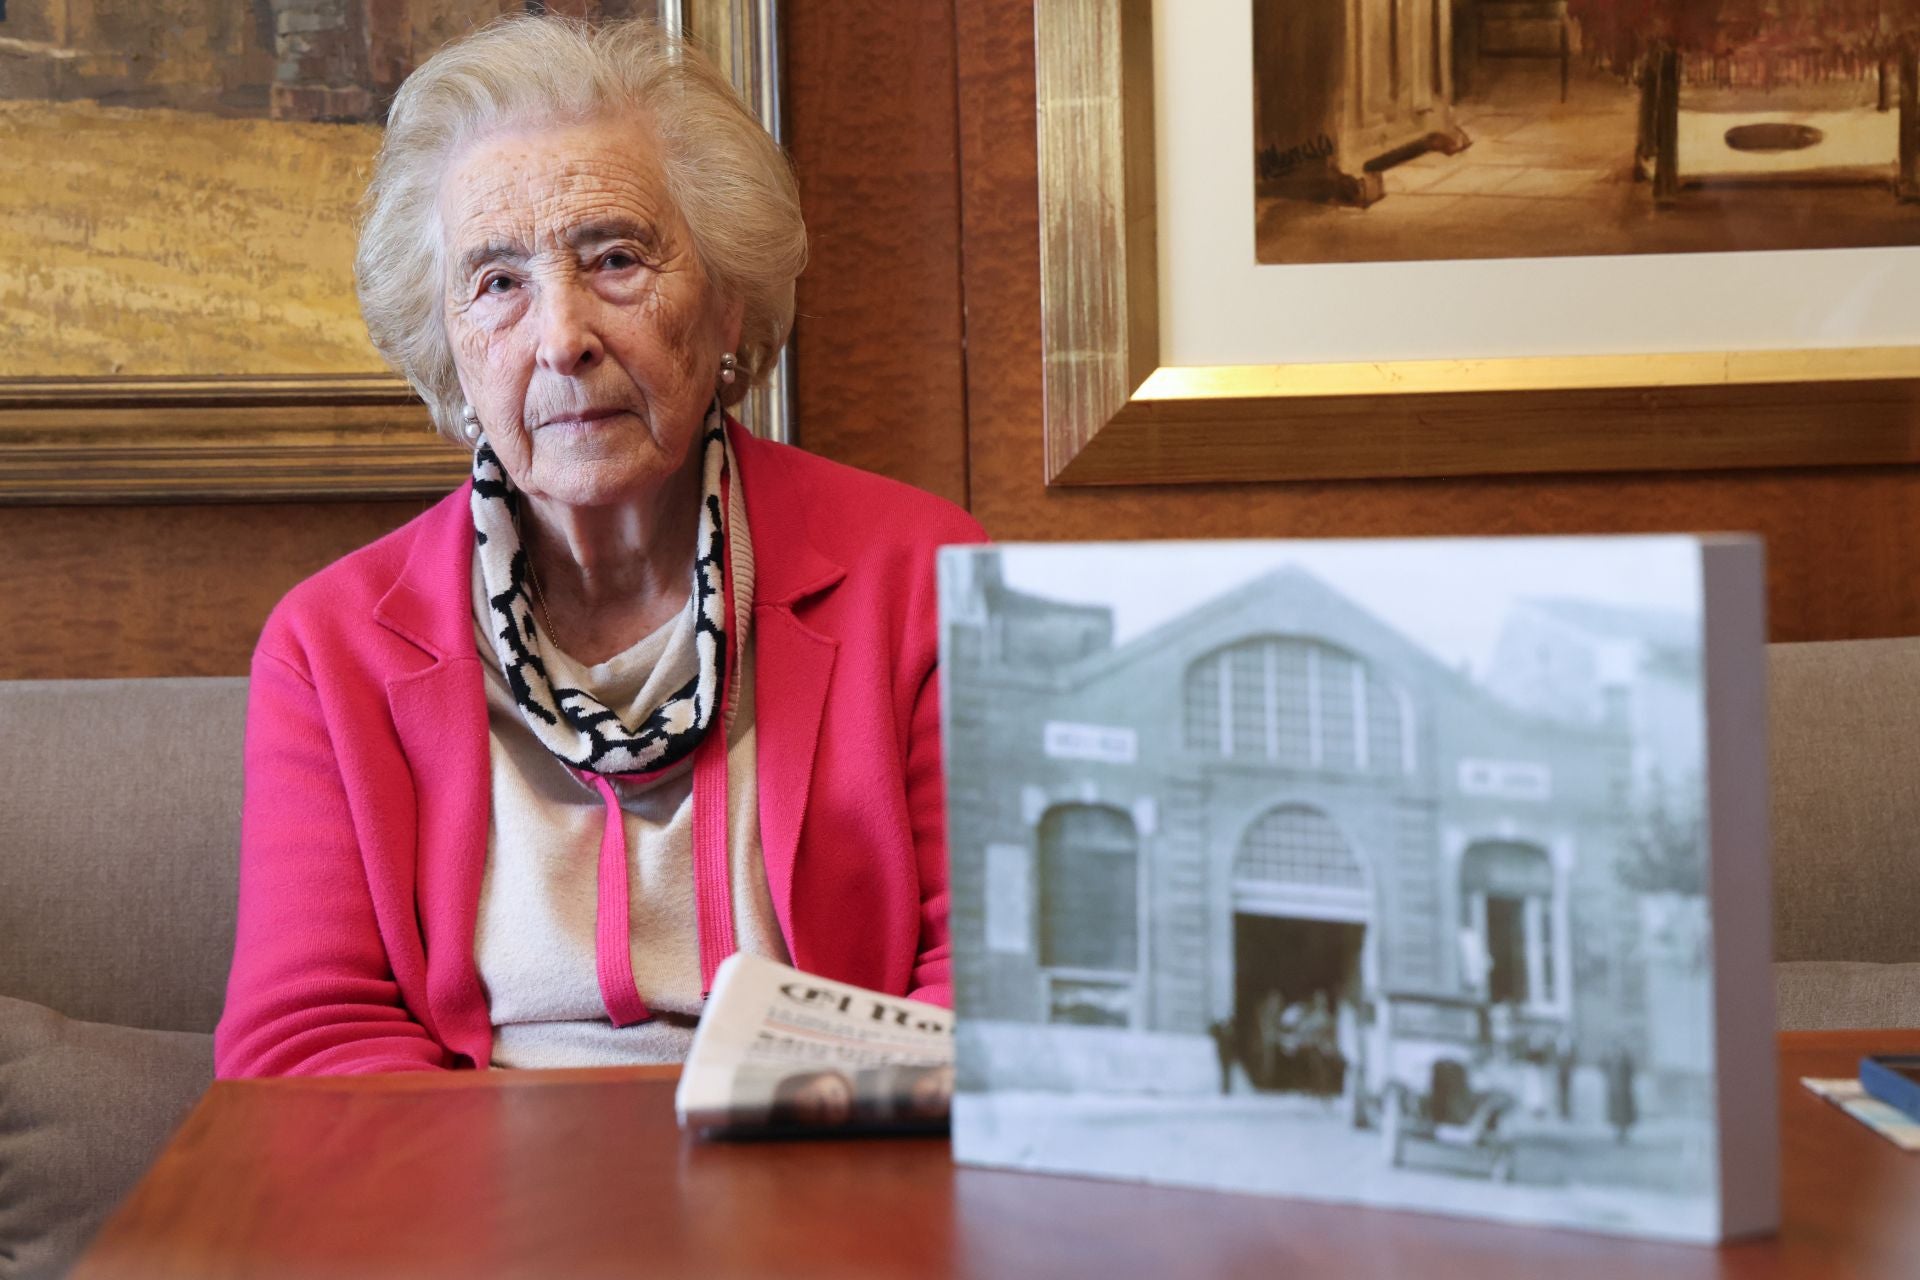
[{"left": 942, "top": 538, "right": 1766, "bottom": 1241}]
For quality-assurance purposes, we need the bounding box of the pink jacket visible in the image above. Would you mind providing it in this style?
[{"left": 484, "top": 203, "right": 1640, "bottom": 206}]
[{"left": 215, "top": 425, "right": 986, "bottom": 1076}]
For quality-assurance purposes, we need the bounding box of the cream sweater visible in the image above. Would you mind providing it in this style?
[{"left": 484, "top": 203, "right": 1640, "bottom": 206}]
[{"left": 468, "top": 500, "right": 787, "bottom": 1068}]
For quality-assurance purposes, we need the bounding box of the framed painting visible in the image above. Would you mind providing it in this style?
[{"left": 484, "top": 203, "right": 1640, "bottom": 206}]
[
  {"left": 0, "top": 0, "right": 783, "bottom": 503},
  {"left": 1037, "top": 0, "right": 1920, "bottom": 485}
]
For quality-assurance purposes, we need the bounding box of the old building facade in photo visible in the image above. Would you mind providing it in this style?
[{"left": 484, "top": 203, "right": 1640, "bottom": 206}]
[{"left": 945, "top": 551, "right": 1702, "bottom": 1108}]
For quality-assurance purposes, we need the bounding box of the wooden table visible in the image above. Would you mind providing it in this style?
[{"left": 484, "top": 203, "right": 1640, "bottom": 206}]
[{"left": 72, "top": 1031, "right": 1920, "bottom": 1279}]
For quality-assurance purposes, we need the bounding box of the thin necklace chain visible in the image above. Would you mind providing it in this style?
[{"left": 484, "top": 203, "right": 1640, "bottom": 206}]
[{"left": 522, "top": 537, "right": 566, "bottom": 655}]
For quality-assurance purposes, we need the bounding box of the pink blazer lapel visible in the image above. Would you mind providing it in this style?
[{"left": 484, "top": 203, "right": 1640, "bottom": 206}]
[
  {"left": 370, "top": 481, "right": 496, "bottom": 1066},
  {"left": 752, "top": 604, "right": 838, "bottom": 959},
  {"left": 730, "top": 424, "right": 849, "bottom": 964},
  {"left": 387, "top": 659, "right": 493, "bottom": 1065}
]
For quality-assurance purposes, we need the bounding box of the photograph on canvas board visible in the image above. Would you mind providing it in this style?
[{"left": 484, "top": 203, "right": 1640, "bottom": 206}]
[
  {"left": 1253, "top": 0, "right": 1920, "bottom": 262},
  {"left": 942, "top": 539, "right": 1721, "bottom": 1239}
]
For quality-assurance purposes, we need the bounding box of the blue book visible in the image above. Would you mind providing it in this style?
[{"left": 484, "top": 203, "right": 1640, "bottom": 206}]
[{"left": 1859, "top": 1055, "right": 1920, "bottom": 1123}]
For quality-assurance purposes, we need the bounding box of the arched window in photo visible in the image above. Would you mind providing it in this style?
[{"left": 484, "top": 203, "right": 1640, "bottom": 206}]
[
  {"left": 1236, "top": 804, "right": 1366, "bottom": 893},
  {"left": 1184, "top": 637, "right": 1416, "bottom": 775},
  {"left": 1037, "top": 803, "right": 1139, "bottom": 1027}
]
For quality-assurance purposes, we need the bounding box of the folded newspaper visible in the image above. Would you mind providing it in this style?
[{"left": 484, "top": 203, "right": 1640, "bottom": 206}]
[{"left": 675, "top": 953, "right": 955, "bottom": 1136}]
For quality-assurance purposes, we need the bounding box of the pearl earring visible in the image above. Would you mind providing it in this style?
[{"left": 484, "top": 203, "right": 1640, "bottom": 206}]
[
  {"left": 461, "top": 403, "right": 480, "bottom": 442},
  {"left": 717, "top": 353, "right": 738, "bottom": 387}
]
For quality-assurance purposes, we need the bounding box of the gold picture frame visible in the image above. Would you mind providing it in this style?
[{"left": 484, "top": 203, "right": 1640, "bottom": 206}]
[
  {"left": 1037, "top": 0, "right": 1920, "bottom": 486},
  {"left": 0, "top": 0, "right": 782, "bottom": 505},
  {"left": 0, "top": 375, "right": 442, "bottom": 503}
]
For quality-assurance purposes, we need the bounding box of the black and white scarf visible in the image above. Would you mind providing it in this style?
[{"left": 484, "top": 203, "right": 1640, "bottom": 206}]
[{"left": 471, "top": 407, "right": 734, "bottom": 778}]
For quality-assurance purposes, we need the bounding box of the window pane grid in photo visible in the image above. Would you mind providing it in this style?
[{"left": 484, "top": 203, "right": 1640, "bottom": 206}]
[
  {"left": 1276, "top": 641, "right": 1312, "bottom": 767},
  {"left": 1368, "top": 678, "right": 1409, "bottom": 774},
  {"left": 1319, "top": 647, "right": 1359, "bottom": 767},
  {"left": 1184, "top": 659, "right": 1221, "bottom": 753},
  {"left": 1237, "top": 805, "right": 1363, "bottom": 890},
  {"left": 1230, "top": 645, "right": 1266, "bottom": 756},
  {"left": 1187, "top": 638, "right": 1400, "bottom": 774}
]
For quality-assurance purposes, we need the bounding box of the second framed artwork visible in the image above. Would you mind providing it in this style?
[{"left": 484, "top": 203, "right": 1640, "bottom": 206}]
[{"left": 1037, "top": 0, "right": 1920, "bottom": 485}]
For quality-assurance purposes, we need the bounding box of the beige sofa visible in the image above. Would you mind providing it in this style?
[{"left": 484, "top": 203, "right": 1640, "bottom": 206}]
[
  {"left": 0, "top": 678, "right": 244, "bottom": 1280},
  {"left": 1767, "top": 639, "right": 1920, "bottom": 1028},
  {"left": 3, "top": 642, "right": 1920, "bottom": 1278}
]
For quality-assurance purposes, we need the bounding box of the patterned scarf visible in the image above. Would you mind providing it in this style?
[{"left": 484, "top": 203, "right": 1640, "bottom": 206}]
[{"left": 471, "top": 406, "right": 734, "bottom": 778}]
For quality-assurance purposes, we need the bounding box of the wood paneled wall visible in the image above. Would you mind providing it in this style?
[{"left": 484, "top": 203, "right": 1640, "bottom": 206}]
[
  {"left": 8, "top": 0, "right": 1917, "bottom": 684},
  {"left": 784, "top": 0, "right": 968, "bottom": 508},
  {"left": 2, "top": 501, "right": 433, "bottom": 679}
]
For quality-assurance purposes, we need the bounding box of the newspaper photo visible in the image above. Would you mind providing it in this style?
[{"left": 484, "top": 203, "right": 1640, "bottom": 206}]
[{"left": 675, "top": 953, "right": 955, "bottom": 1137}]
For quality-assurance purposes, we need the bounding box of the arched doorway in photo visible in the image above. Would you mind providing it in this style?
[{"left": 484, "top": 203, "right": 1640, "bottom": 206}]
[{"left": 1231, "top": 805, "right": 1370, "bottom": 1098}]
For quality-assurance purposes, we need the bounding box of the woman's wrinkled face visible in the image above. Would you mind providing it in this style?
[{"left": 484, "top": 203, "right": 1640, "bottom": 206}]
[{"left": 439, "top": 113, "right": 743, "bottom": 509}]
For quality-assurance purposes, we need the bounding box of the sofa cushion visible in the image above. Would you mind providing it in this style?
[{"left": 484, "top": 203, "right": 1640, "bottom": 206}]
[
  {"left": 1774, "top": 961, "right": 1920, "bottom": 1032},
  {"left": 0, "top": 995, "right": 211, "bottom": 1280},
  {"left": 1768, "top": 639, "right": 1920, "bottom": 965},
  {"left": 0, "top": 677, "right": 247, "bottom": 1033}
]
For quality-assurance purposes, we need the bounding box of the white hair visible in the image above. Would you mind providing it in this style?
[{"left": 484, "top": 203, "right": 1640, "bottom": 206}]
[{"left": 356, "top": 15, "right": 808, "bottom": 442}]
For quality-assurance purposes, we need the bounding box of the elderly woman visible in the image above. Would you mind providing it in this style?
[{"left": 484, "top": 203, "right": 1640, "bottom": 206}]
[{"left": 214, "top": 16, "right": 982, "bottom": 1076}]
